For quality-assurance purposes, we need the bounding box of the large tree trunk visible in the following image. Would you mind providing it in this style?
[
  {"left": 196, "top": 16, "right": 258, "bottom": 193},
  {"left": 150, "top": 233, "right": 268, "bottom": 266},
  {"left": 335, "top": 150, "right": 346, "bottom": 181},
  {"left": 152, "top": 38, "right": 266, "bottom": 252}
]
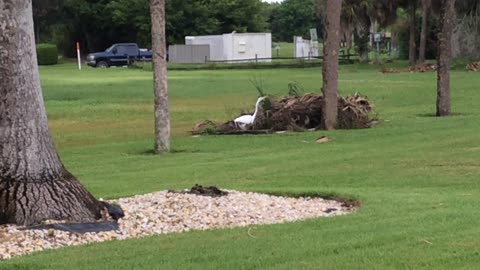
[
  {"left": 419, "top": 0, "right": 430, "bottom": 63},
  {"left": 436, "top": 0, "right": 456, "bottom": 117},
  {"left": 408, "top": 0, "right": 417, "bottom": 66},
  {"left": 322, "top": 0, "right": 342, "bottom": 130},
  {"left": 150, "top": 0, "right": 170, "bottom": 154},
  {"left": 0, "top": 0, "right": 105, "bottom": 226}
]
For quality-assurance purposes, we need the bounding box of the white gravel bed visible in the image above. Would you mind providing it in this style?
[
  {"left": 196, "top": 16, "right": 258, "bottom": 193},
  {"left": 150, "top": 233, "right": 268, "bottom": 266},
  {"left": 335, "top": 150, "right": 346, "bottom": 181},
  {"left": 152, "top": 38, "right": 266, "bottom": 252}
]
[{"left": 0, "top": 190, "right": 354, "bottom": 260}]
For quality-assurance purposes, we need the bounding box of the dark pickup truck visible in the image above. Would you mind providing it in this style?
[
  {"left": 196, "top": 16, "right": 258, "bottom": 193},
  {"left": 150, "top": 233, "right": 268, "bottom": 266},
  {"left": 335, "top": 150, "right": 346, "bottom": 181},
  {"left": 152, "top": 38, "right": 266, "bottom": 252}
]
[{"left": 86, "top": 43, "right": 152, "bottom": 68}]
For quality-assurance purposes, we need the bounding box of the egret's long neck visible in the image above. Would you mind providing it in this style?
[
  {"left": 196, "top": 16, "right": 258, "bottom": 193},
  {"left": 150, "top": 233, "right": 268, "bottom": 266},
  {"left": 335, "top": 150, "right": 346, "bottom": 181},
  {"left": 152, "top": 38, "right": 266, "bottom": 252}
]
[{"left": 252, "top": 99, "right": 262, "bottom": 121}]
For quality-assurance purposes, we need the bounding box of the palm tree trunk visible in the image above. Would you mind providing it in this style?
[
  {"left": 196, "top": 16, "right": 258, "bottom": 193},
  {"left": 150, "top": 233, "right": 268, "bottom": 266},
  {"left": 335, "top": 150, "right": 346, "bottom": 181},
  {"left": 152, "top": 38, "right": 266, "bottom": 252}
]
[
  {"left": 436, "top": 0, "right": 456, "bottom": 116},
  {"left": 0, "top": 0, "right": 105, "bottom": 226},
  {"left": 345, "top": 27, "right": 353, "bottom": 56},
  {"left": 354, "top": 26, "right": 370, "bottom": 64},
  {"left": 419, "top": 0, "right": 430, "bottom": 63},
  {"left": 322, "top": 0, "right": 343, "bottom": 130},
  {"left": 409, "top": 0, "right": 417, "bottom": 66},
  {"left": 150, "top": 0, "right": 170, "bottom": 153}
]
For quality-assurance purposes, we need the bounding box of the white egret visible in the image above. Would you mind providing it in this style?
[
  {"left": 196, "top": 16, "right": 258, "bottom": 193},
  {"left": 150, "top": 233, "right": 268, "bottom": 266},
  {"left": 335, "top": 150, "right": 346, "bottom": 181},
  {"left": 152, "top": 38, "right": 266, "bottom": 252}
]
[{"left": 234, "top": 96, "right": 267, "bottom": 130}]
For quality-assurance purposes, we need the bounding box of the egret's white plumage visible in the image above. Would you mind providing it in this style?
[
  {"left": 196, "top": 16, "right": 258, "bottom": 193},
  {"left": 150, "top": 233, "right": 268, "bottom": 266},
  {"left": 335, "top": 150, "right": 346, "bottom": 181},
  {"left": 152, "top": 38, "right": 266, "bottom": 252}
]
[{"left": 234, "top": 97, "right": 267, "bottom": 130}]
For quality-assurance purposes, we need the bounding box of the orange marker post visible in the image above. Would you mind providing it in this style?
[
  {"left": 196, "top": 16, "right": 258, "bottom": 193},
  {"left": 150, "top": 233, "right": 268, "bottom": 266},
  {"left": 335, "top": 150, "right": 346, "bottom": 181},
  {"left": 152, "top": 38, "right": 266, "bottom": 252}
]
[{"left": 76, "top": 42, "right": 82, "bottom": 70}]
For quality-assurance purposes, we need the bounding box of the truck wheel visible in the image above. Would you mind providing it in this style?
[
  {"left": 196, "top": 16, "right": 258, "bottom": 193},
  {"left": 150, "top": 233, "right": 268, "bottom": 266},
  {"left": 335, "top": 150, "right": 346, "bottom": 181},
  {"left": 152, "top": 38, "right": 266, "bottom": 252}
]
[{"left": 96, "top": 61, "right": 109, "bottom": 68}]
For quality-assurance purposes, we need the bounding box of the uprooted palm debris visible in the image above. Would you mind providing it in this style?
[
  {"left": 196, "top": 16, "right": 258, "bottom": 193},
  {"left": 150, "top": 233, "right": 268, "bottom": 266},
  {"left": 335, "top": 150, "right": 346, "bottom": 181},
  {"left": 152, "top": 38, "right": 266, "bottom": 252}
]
[
  {"left": 381, "top": 67, "right": 403, "bottom": 73},
  {"left": 466, "top": 61, "right": 480, "bottom": 71},
  {"left": 409, "top": 63, "right": 437, "bottom": 72},
  {"left": 192, "top": 93, "right": 374, "bottom": 135},
  {"left": 381, "top": 63, "right": 437, "bottom": 74}
]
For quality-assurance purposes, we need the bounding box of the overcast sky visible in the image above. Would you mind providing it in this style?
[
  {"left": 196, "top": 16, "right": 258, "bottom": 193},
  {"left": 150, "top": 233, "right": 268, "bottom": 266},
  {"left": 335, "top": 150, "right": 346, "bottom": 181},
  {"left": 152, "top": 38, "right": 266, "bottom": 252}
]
[{"left": 262, "top": 0, "right": 284, "bottom": 3}]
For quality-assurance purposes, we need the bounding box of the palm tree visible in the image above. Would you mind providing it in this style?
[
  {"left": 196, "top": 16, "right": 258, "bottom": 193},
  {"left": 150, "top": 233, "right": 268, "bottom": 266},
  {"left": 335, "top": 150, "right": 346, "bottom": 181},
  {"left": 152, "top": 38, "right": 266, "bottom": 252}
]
[
  {"left": 408, "top": 0, "right": 417, "bottom": 66},
  {"left": 436, "top": 0, "right": 456, "bottom": 116},
  {"left": 150, "top": 0, "right": 170, "bottom": 153},
  {"left": 340, "top": 0, "right": 401, "bottom": 63},
  {"left": 0, "top": 0, "right": 106, "bottom": 225},
  {"left": 419, "top": 0, "right": 431, "bottom": 63},
  {"left": 321, "top": 0, "right": 343, "bottom": 130},
  {"left": 341, "top": 0, "right": 372, "bottom": 63}
]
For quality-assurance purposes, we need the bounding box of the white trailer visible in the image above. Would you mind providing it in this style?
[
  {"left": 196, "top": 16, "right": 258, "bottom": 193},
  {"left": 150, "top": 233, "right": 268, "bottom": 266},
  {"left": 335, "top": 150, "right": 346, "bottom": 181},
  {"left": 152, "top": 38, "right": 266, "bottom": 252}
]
[{"left": 185, "top": 33, "right": 272, "bottom": 62}]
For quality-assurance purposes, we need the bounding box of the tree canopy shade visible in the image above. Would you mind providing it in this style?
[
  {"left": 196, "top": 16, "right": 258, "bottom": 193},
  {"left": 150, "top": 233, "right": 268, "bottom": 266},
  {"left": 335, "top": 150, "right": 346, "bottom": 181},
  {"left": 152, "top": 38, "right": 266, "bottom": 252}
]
[{"left": 0, "top": 0, "right": 108, "bottom": 225}]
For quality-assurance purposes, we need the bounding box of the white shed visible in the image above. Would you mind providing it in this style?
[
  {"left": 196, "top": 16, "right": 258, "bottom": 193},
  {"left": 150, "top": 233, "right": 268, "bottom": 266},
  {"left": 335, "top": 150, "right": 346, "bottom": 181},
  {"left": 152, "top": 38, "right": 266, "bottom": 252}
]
[
  {"left": 294, "top": 36, "right": 319, "bottom": 59},
  {"left": 185, "top": 33, "right": 272, "bottom": 62}
]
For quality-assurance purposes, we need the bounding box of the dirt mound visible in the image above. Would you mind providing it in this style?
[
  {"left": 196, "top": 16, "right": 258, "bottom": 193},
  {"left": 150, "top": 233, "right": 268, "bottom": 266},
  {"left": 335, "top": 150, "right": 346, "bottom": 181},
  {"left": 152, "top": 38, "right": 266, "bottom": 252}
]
[{"left": 192, "top": 93, "right": 374, "bottom": 135}]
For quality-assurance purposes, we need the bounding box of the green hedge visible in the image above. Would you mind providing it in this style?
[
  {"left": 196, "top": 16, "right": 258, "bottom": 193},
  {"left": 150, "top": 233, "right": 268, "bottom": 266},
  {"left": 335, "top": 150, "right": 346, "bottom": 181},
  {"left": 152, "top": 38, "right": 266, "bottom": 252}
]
[{"left": 36, "top": 43, "right": 58, "bottom": 65}]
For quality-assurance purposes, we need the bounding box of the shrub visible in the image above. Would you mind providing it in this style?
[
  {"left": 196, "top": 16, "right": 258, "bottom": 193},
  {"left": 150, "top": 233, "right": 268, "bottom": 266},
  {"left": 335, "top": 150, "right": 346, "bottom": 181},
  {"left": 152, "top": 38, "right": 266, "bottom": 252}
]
[{"left": 36, "top": 44, "right": 58, "bottom": 65}]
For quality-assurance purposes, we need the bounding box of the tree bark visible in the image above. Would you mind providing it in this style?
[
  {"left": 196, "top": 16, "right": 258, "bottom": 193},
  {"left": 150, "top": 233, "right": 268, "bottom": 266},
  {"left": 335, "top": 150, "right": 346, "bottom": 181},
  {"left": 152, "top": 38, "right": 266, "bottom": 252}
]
[
  {"left": 419, "top": 0, "right": 430, "bottom": 63},
  {"left": 322, "top": 0, "right": 342, "bottom": 130},
  {"left": 150, "top": 0, "right": 170, "bottom": 154},
  {"left": 436, "top": 0, "right": 456, "bottom": 117},
  {"left": 0, "top": 0, "right": 105, "bottom": 226},
  {"left": 409, "top": 0, "right": 417, "bottom": 66}
]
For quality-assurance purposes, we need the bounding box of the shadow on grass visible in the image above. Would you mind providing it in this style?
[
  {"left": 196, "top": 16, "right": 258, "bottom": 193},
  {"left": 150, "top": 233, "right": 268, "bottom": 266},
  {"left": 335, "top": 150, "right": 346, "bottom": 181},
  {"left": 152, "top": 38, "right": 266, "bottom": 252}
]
[
  {"left": 416, "top": 112, "right": 467, "bottom": 118},
  {"left": 138, "top": 148, "right": 201, "bottom": 155},
  {"left": 261, "top": 190, "right": 361, "bottom": 208}
]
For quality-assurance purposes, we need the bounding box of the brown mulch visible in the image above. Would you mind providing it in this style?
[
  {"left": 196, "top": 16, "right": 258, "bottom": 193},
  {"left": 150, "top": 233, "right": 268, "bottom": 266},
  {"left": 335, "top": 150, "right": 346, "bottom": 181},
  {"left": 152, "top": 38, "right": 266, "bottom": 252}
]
[{"left": 192, "top": 93, "right": 374, "bottom": 135}]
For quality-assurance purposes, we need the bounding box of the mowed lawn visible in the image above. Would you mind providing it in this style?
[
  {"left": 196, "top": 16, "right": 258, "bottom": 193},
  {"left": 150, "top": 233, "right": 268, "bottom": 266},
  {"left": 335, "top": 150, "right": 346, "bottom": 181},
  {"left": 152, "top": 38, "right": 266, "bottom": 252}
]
[{"left": 2, "top": 63, "right": 480, "bottom": 269}]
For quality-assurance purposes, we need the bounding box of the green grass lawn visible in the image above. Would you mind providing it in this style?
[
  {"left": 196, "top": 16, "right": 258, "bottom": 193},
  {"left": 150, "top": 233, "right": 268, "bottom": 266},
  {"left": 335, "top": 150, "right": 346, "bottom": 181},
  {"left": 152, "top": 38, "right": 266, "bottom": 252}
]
[
  {"left": 2, "top": 62, "right": 480, "bottom": 269},
  {"left": 272, "top": 42, "right": 294, "bottom": 58}
]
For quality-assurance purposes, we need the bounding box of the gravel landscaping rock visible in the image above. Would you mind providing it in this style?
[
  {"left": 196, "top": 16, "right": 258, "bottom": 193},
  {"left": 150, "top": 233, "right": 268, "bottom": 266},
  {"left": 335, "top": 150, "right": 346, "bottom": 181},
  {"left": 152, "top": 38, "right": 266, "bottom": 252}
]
[{"left": 0, "top": 190, "right": 355, "bottom": 260}]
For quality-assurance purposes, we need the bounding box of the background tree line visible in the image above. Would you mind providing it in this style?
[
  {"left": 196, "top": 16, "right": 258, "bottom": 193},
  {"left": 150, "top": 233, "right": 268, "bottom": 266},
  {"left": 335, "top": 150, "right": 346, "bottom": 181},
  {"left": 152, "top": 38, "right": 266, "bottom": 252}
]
[
  {"left": 33, "top": 0, "right": 272, "bottom": 56},
  {"left": 33, "top": 0, "right": 322, "bottom": 56},
  {"left": 34, "top": 0, "right": 479, "bottom": 61}
]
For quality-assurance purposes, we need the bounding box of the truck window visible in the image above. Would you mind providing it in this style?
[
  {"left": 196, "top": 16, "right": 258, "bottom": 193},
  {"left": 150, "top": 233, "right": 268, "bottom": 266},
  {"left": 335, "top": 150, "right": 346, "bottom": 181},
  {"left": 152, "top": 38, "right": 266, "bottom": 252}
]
[
  {"left": 116, "top": 45, "right": 128, "bottom": 55},
  {"left": 126, "top": 45, "right": 138, "bottom": 56}
]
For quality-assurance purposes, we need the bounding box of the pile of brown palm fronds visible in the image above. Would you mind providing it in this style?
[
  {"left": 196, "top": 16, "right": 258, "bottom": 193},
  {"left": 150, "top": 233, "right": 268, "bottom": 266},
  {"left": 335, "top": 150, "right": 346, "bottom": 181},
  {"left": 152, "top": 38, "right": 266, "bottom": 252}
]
[
  {"left": 380, "top": 63, "right": 437, "bottom": 74},
  {"left": 466, "top": 61, "right": 480, "bottom": 71},
  {"left": 381, "top": 68, "right": 403, "bottom": 73},
  {"left": 191, "top": 93, "right": 374, "bottom": 135},
  {"left": 409, "top": 63, "right": 437, "bottom": 72}
]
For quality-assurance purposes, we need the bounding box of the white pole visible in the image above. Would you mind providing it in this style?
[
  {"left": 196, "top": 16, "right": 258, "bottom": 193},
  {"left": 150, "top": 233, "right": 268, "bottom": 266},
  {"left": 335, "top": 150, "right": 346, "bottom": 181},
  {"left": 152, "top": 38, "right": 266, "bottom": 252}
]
[{"left": 76, "top": 42, "right": 82, "bottom": 70}]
